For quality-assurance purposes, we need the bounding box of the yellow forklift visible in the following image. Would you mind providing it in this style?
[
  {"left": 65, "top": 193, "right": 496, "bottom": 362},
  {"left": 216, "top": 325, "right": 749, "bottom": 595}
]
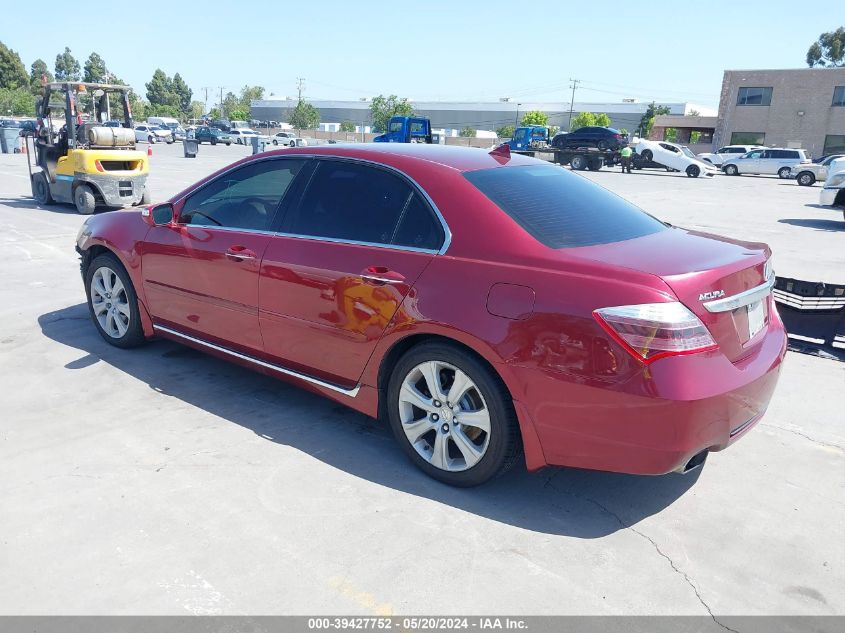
[{"left": 26, "top": 82, "right": 150, "bottom": 214}]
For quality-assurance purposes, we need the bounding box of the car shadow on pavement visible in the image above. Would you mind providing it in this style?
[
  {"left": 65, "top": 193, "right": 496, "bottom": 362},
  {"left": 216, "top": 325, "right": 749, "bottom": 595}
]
[
  {"left": 778, "top": 218, "right": 845, "bottom": 232},
  {"left": 38, "top": 303, "right": 700, "bottom": 539}
]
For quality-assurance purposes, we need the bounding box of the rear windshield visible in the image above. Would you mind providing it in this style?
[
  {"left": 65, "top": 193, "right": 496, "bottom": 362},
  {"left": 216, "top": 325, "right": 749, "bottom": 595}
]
[{"left": 464, "top": 164, "right": 666, "bottom": 249}]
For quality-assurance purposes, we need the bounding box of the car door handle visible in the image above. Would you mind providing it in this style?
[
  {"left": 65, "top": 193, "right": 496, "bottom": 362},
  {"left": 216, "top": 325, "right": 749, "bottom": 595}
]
[
  {"left": 225, "top": 246, "right": 256, "bottom": 261},
  {"left": 360, "top": 266, "right": 405, "bottom": 284}
]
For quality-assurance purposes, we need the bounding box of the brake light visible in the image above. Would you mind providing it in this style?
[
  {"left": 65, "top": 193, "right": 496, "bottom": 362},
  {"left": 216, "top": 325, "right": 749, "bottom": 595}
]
[
  {"left": 94, "top": 160, "right": 104, "bottom": 173},
  {"left": 614, "top": 134, "right": 622, "bottom": 139},
  {"left": 593, "top": 302, "right": 717, "bottom": 364}
]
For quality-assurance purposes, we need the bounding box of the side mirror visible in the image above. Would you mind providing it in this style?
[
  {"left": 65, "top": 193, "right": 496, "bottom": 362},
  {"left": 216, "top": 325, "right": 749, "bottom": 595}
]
[{"left": 150, "top": 203, "right": 175, "bottom": 226}]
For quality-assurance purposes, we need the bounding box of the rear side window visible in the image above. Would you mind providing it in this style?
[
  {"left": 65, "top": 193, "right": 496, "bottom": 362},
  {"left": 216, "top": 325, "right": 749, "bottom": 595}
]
[{"left": 464, "top": 165, "right": 665, "bottom": 249}]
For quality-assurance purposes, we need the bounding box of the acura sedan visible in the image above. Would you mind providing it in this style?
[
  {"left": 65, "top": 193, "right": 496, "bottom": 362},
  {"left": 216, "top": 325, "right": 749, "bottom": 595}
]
[{"left": 75, "top": 144, "right": 786, "bottom": 486}]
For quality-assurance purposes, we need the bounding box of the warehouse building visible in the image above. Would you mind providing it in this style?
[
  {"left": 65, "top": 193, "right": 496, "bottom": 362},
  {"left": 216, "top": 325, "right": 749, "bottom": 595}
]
[{"left": 250, "top": 97, "right": 713, "bottom": 135}]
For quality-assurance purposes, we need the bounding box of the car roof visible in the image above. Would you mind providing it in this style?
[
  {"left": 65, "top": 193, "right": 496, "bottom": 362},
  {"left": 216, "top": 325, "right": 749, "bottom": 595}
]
[{"left": 260, "top": 143, "right": 539, "bottom": 172}]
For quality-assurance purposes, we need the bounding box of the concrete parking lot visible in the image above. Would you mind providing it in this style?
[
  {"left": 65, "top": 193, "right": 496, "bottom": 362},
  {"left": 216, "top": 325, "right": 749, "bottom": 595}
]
[{"left": 0, "top": 143, "right": 843, "bottom": 617}]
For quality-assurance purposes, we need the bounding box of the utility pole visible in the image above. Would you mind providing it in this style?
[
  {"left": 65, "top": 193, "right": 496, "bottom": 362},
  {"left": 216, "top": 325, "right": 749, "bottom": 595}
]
[
  {"left": 567, "top": 78, "right": 580, "bottom": 131},
  {"left": 218, "top": 86, "right": 225, "bottom": 117},
  {"left": 296, "top": 77, "right": 305, "bottom": 102},
  {"left": 201, "top": 87, "right": 213, "bottom": 117}
]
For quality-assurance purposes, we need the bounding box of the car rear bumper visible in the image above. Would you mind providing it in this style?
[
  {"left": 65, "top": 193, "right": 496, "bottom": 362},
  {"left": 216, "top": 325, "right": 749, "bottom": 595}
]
[{"left": 511, "top": 308, "right": 788, "bottom": 475}]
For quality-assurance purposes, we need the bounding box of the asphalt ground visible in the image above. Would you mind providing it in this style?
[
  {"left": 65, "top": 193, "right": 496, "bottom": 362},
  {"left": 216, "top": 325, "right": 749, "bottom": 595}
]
[{"left": 0, "top": 142, "right": 842, "bottom": 617}]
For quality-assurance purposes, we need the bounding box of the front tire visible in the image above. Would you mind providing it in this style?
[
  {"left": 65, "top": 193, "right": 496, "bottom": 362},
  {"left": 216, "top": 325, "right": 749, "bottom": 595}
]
[
  {"left": 724, "top": 164, "right": 739, "bottom": 176},
  {"left": 641, "top": 149, "right": 653, "bottom": 162},
  {"left": 778, "top": 167, "right": 791, "bottom": 179},
  {"left": 686, "top": 164, "right": 701, "bottom": 178},
  {"left": 387, "top": 343, "right": 521, "bottom": 487},
  {"left": 32, "top": 171, "right": 53, "bottom": 204},
  {"left": 74, "top": 185, "right": 96, "bottom": 215},
  {"left": 796, "top": 171, "right": 815, "bottom": 186},
  {"left": 84, "top": 254, "right": 145, "bottom": 348},
  {"left": 272, "top": 139, "right": 278, "bottom": 145}
]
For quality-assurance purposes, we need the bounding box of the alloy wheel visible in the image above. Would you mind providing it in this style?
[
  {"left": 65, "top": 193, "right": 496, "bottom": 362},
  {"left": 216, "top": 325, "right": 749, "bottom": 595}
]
[
  {"left": 90, "top": 266, "right": 131, "bottom": 338},
  {"left": 398, "top": 361, "right": 491, "bottom": 472}
]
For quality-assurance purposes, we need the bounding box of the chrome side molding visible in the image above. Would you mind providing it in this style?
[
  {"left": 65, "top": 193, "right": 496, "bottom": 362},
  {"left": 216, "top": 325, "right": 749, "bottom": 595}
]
[
  {"left": 153, "top": 325, "right": 360, "bottom": 397},
  {"left": 702, "top": 276, "right": 775, "bottom": 313}
]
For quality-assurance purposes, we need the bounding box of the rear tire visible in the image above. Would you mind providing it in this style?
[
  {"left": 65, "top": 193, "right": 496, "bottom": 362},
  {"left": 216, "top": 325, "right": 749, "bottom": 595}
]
[
  {"left": 386, "top": 342, "right": 521, "bottom": 487},
  {"left": 74, "top": 185, "right": 96, "bottom": 215},
  {"left": 587, "top": 158, "right": 603, "bottom": 171},
  {"left": 686, "top": 164, "right": 701, "bottom": 178},
  {"left": 84, "top": 253, "right": 145, "bottom": 348},
  {"left": 724, "top": 164, "right": 739, "bottom": 176},
  {"left": 273, "top": 139, "right": 278, "bottom": 145},
  {"left": 796, "top": 172, "right": 815, "bottom": 186},
  {"left": 570, "top": 155, "right": 588, "bottom": 171},
  {"left": 778, "top": 167, "right": 791, "bottom": 179},
  {"left": 211, "top": 139, "right": 217, "bottom": 146},
  {"left": 32, "top": 171, "right": 53, "bottom": 204}
]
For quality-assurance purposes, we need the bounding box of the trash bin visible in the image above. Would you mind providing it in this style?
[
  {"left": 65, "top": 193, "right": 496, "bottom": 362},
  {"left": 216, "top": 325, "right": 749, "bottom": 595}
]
[
  {"left": 251, "top": 135, "right": 260, "bottom": 154},
  {"left": 0, "top": 127, "right": 21, "bottom": 154},
  {"left": 182, "top": 138, "right": 198, "bottom": 158}
]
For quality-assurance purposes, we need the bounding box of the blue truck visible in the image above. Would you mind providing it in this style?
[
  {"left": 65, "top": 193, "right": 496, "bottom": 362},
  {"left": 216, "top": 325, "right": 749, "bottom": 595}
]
[
  {"left": 505, "top": 125, "right": 551, "bottom": 151},
  {"left": 373, "top": 116, "right": 434, "bottom": 143}
]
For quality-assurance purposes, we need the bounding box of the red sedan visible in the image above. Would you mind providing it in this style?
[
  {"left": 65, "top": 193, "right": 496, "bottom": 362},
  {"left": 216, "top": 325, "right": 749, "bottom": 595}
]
[{"left": 75, "top": 143, "right": 786, "bottom": 486}]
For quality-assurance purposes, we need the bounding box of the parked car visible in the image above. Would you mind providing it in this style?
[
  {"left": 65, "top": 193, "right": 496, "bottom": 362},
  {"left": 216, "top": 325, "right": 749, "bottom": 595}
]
[
  {"left": 697, "top": 145, "right": 763, "bottom": 167},
  {"left": 271, "top": 131, "right": 297, "bottom": 146},
  {"left": 722, "top": 148, "right": 810, "bottom": 178},
  {"left": 820, "top": 158, "right": 845, "bottom": 218},
  {"left": 102, "top": 120, "right": 125, "bottom": 128},
  {"left": 790, "top": 154, "right": 845, "bottom": 186},
  {"left": 229, "top": 128, "right": 259, "bottom": 144},
  {"left": 552, "top": 127, "right": 628, "bottom": 151},
  {"left": 209, "top": 118, "right": 232, "bottom": 132},
  {"left": 193, "top": 126, "right": 232, "bottom": 145},
  {"left": 633, "top": 140, "right": 718, "bottom": 178},
  {"left": 134, "top": 124, "right": 173, "bottom": 144},
  {"left": 75, "top": 144, "right": 785, "bottom": 486}
]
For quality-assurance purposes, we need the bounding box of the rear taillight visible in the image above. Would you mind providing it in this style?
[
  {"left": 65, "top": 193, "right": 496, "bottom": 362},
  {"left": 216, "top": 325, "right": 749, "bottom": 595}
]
[
  {"left": 614, "top": 134, "right": 622, "bottom": 139},
  {"left": 593, "top": 302, "right": 717, "bottom": 364},
  {"left": 94, "top": 160, "right": 104, "bottom": 173}
]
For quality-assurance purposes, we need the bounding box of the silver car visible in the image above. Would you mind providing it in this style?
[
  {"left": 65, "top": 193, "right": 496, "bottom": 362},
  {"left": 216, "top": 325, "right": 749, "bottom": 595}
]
[
  {"left": 790, "top": 154, "right": 845, "bottom": 186},
  {"left": 722, "top": 148, "right": 810, "bottom": 178}
]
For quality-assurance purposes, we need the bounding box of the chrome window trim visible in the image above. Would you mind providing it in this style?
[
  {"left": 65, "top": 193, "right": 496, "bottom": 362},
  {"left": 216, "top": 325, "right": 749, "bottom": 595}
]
[
  {"left": 178, "top": 224, "right": 277, "bottom": 236},
  {"left": 171, "top": 153, "right": 453, "bottom": 256},
  {"left": 702, "top": 275, "right": 775, "bottom": 313},
  {"left": 153, "top": 324, "right": 360, "bottom": 397},
  {"left": 272, "top": 232, "right": 439, "bottom": 255}
]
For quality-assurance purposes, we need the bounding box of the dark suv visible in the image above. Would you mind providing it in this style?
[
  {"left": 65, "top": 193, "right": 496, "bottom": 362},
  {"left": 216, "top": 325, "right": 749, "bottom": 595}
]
[
  {"left": 552, "top": 126, "right": 628, "bottom": 151},
  {"left": 194, "top": 126, "right": 232, "bottom": 146}
]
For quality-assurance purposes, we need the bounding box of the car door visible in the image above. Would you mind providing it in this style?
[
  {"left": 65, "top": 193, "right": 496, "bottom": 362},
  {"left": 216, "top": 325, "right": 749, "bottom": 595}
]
[
  {"left": 141, "top": 157, "right": 307, "bottom": 354},
  {"left": 259, "top": 158, "right": 446, "bottom": 388},
  {"left": 658, "top": 143, "right": 682, "bottom": 170},
  {"left": 739, "top": 149, "right": 764, "bottom": 173},
  {"left": 511, "top": 128, "right": 529, "bottom": 150}
]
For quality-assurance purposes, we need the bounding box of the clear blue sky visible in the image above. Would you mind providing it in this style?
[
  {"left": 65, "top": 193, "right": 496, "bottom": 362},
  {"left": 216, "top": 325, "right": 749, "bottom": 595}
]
[{"left": 6, "top": 0, "right": 835, "bottom": 109}]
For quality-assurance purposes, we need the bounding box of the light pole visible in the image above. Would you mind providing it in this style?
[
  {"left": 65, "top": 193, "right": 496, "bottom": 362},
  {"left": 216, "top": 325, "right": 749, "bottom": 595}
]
[{"left": 515, "top": 103, "right": 522, "bottom": 128}]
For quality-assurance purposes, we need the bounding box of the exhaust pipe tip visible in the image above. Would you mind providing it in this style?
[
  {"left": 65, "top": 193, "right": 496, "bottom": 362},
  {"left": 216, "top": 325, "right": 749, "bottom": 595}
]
[{"left": 676, "top": 450, "right": 708, "bottom": 474}]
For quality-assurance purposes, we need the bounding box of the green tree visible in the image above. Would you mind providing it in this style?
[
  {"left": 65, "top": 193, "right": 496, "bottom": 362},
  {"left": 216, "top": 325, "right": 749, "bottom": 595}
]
[
  {"left": 807, "top": 27, "right": 845, "bottom": 67},
  {"left": 339, "top": 120, "right": 356, "bottom": 132},
  {"left": 239, "top": 85, "right": 264, "bottom": 112},
  {"left": 496, "top": 124, "right": 514, "bottom": 138},
  {"left": 638, "top": 101, "right": 670, "bottom": 138},
  {"left": 568, "top": 111, "right": 610, "bottom": 130},
  {"left": 688, "top": 109, "right": 701, "bottom": 116},
  {"left": 222, "top": 91, "right": 239, "bottom": 118},
  {"left": 145, "top": 69, "right": 178, "bottom": 109},
  {"left": 520, "top": 110, "right": 548, "bottom": 127},
  {"left": 29, "top": 58, "right": 53, "bottom": 94},
  {"left": 288, "top": 99, "right": 320, "bottom": 129},
  {"left": 189, "top": 100, "right": 205, "bottom": 120},
  {"left": 664, "top": 127, "right": 678, "bottom": 142},
  {"left": 0, "top": 87, "right": 36, "bottom": 115},
  {"left": 229, "top": 108, "right": 249, "bottom": 122},
  {"left": 83, "top": 52, "right": 108, "bottom": 83},
  {"left": 369, "top": 94, "right": 413, "bottom": 133},
  {"left": 0, "top": 42, "right": 29, "bottom": 90},
  {"left": 208, "top": 107, "right": 220, "bottom": 119},
  {"left": 172, "top": 73, "right": 192, "bottom": 117},
  {"left": 54, "top": 47, "right": 80, "bottom": 81},
  {"left": 459, "top": 127, "right": 476, "bottom": 137}
]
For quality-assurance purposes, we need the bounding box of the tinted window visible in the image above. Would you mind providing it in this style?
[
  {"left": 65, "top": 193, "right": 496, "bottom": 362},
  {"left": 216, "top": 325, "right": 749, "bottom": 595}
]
[
  {"left": 180, "top": 159, "right": 304, "bottom": 230},
  {"left": 286, "top": 161, "right": 412, "bottom": 245},
  {"left": 464, "top": 165, "right": 666, "bottom": 249},
  {"left": 731, "top": 132, "right": 765, "bottom": 145},
  {"left": 392, "top": 194, "right": 444, "bottom": 251},
  {"left": 833, "top": 86, "right": 845, "bottom": 107},
  {"left": 823, "top": 135, "right": 845, "bottom": 155},
  {"left": 737, "top": 87, "right": 773, "bottom": 106},
  {"left": 389, "top": 121, "right": 403, "bottom": 133}
]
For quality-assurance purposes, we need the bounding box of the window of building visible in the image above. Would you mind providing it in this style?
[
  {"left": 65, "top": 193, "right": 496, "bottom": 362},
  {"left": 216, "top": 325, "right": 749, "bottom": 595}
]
[
  {"left": 737, "top": 87, "right": 773, "bottom": 106},
  {"left": 823, "top": 135, "right": 845, "bottom": 155},
  {"left": 833, "top": 87, "right": 845, "bottom": 107},
  {"left": 730, "top": 132, "right": 765, "bottom": 145}
]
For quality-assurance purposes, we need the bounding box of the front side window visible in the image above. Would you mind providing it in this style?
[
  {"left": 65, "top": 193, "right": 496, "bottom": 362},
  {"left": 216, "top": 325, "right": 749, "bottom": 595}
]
[
  {"left": 464, "top": 165, "right": 665, "bottom": 249},
  {"left": 389, "top": 121, "right": 403, "bottom": 133},
  {"left": 746, "top": 150, "right": 764, "bottom": 159},
  {"left": 833, "top": 86, "right": 845, "bottom": 107},
  {"left": 283, "top": 161, "right": 444, "bottom": 250},
  {"left": 737, "top": 87, "right": 773, "bottom": 106},
  {"left": 179, "top": 159, "right": 304, "bottom": 231}
]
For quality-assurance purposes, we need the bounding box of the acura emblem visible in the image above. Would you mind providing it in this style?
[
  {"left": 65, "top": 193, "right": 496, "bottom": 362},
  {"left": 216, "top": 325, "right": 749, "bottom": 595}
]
[{"left": 699, "top": 290, "right": 725, "bottom": 301}]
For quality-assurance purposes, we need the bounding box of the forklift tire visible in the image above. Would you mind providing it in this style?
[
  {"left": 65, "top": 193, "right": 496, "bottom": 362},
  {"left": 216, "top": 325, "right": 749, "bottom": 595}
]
[
  {"left": 74, "top": 185, "right": 96, "bottom": 215},
  {"left": 32, "top": 172, "right": 53, "bottom": 205}
]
